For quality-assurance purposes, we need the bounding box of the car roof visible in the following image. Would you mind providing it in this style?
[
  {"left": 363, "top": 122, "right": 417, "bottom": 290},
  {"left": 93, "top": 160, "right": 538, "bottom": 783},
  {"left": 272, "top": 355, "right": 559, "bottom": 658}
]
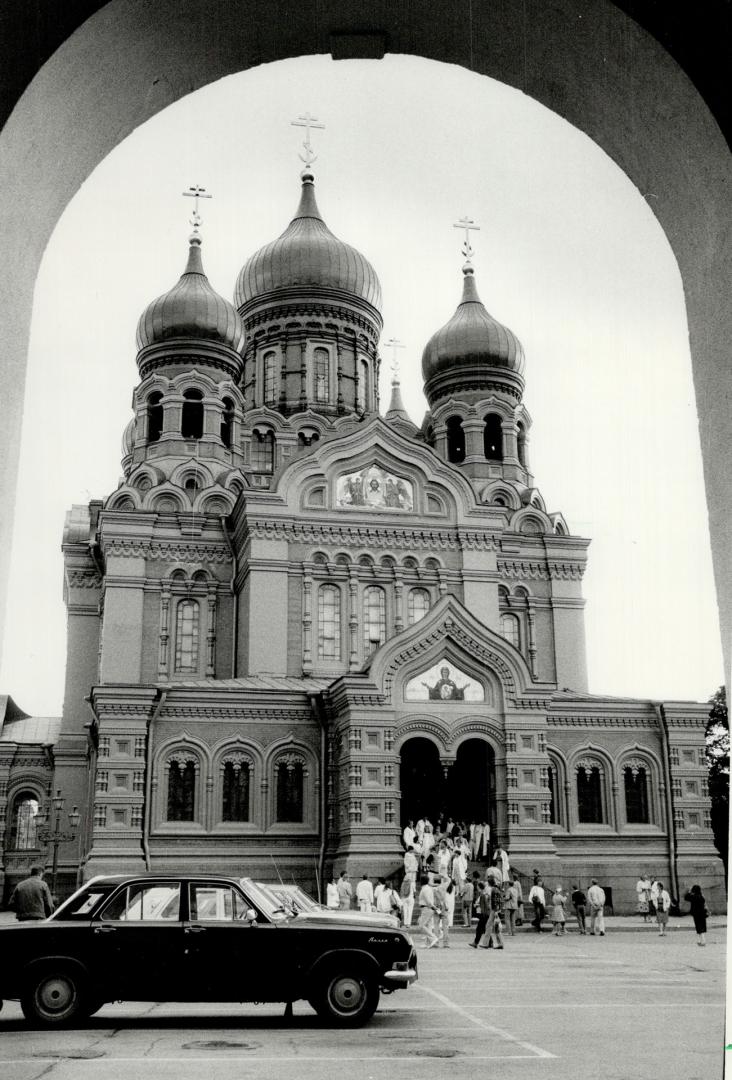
[{"left": 84, "top": 873, "right": 246, "bottom": 886}]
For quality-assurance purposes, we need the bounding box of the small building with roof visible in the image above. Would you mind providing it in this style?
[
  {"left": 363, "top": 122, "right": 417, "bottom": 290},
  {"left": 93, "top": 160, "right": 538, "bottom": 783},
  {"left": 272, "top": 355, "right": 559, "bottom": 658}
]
[{"left": 4, "top": 151, "right": 722, "bottom": 913}]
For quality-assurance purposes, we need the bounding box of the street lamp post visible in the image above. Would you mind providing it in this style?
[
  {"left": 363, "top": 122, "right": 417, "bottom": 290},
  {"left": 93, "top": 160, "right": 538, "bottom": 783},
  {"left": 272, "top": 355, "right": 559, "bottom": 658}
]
[{"left": 36, "top": 789, "right": 81, "bottom": 899}]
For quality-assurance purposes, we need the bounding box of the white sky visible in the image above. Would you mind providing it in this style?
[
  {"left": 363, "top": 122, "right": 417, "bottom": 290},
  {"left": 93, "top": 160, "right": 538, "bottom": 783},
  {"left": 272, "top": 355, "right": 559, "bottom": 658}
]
[{"left": 0, "top": 55, "right": 723, "bottom": 715}]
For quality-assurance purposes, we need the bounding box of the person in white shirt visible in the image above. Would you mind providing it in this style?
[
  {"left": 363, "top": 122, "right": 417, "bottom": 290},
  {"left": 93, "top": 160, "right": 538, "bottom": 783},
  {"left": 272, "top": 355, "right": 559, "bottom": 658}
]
[
  {"left": 400, "top": 876, "right": 415, "bottom": 927},
  {"left": 493, "top": 845, "right": 510, "bottom": 882},
  {"left": 326, "top": 876, "right": 339, "bottom": 909},
  {"left": 403, "top": 845, "right": 419, "bottom": 886},
  {"left": 402, "top": 820, "right": 416, "bottom": 849},
  {"left": 417, "top": 875, "right": 439, "bottom": 947},
  {"left": 528, "top": 878, "right": 546, "bottom": 933},
  {"left": 654, "top": 881, "right": 672, "bottom": 936},
  {"left": 376, "top": 880, "right": 399, "bottom": 915},
  {"left": 355, "top": 874, "right": 374, "bottom": 913},
  {"left": 587, "top": 880, "right": 606, "bottom": 935}
]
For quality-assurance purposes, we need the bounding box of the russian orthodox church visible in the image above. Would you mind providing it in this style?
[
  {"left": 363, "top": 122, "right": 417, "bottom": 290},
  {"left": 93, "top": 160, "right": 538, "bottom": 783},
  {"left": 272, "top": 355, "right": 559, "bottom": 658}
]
[{"left": 0, "top": 149, "right": 724, "bottom": 912}]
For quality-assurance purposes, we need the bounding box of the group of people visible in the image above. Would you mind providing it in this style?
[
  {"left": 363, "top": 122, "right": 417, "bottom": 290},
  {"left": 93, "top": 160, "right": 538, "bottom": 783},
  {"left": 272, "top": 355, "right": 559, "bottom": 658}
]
[
  {"left": 526, "top": 876, "right": 607, "bottom": 936},
  {"left": 636, "top": 872, "right": 709, "bottom": 944}
]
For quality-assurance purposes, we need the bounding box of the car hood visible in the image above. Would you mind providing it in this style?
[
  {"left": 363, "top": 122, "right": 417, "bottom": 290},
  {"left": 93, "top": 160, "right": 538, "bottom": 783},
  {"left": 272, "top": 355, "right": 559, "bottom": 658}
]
[{"left": 287, "top": 909, "right": 400, "bottom": 929}]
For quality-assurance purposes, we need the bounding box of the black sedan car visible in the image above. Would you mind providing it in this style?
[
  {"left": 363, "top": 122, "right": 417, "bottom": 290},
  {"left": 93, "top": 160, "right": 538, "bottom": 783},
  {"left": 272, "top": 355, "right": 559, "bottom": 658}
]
[{"left": 0, "top": 874, "right": 417, "bottom": 1027}]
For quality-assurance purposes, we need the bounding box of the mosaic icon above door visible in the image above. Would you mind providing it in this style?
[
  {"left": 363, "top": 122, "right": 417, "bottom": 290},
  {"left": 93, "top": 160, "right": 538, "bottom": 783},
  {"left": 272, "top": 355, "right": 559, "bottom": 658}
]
[
  {"left": 336, "top": 465, "right": 414, "bottom": 511},
  {"left": 405, "top": 660, "right": 485, "bottom": 702}
]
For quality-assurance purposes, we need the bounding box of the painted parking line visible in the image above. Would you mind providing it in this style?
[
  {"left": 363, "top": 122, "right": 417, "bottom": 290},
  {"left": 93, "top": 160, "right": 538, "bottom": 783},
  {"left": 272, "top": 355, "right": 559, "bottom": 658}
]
[{"left": 417, "top": 984, "right": 556, "bottom": 1059}]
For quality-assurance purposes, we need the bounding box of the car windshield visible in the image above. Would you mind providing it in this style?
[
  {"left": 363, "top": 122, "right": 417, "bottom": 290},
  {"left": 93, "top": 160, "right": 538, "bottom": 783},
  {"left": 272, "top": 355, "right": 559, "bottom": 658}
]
[
  {"left": 50, "top": 881, "right": 115, "bottom": 920},
  {"left": 238, "top": 878, "right": 293, "bottom": 921},
  {"left": 256, "top": 883, "right": 322, "bottom": 914}
]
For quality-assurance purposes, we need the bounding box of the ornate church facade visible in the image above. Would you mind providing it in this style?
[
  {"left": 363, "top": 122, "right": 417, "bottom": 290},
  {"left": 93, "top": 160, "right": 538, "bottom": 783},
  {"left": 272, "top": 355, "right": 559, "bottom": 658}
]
[{"left": 0, "top": 160, "right": 723, "bottom": 911}]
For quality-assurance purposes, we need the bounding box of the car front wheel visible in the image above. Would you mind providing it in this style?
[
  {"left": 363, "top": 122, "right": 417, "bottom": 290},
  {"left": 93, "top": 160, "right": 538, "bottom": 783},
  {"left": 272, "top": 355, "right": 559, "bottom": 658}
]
[
  {"left": 310, "top": 968, "right": 380, "bottom": 1026},
  {"left": 21, "top": 967, "right": 88, "bottom": 1027}
]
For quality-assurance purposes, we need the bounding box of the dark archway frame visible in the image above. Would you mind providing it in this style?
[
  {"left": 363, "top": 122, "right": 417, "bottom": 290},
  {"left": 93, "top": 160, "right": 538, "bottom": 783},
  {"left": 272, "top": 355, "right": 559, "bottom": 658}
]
[{"left": 0, "top": 1, "right": 730, "bottom": 682}]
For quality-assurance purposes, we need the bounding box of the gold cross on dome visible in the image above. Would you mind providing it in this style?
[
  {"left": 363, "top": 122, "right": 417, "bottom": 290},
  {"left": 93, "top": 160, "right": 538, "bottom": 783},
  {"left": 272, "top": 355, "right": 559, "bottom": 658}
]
[
  {"left": 453, "top": 216, "right": 480, "bottom": 263},
  {"left": 384, "top": 337, "right": 405, "bottom": 379},
  {"left": 291, "top": 112, "right": 325, "bottom": 168},
  {"left": 182, "top": 184, "right": 212, "bottom": 235}
]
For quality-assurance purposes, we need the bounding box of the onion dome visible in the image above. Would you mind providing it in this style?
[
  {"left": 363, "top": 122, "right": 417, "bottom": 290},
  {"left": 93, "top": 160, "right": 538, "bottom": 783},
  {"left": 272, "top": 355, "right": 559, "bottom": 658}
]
[
  {"left": 422, "top": 266, "right": 525, "bottom": 404},
  {"left": 121, "top": 416, "right": 136, "bottom": 458},
  {"left": 234, "top": 171, "right": 382, "bottom": 314},
  {"left": 136, "top": 236, "right": 245, "bottom": 353}
]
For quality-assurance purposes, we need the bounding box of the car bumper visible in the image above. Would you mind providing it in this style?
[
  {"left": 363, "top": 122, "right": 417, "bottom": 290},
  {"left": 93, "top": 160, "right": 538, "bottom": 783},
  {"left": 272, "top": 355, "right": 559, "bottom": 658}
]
[{"left": 381, "top": 960, "right": 418, "bottom": 989}]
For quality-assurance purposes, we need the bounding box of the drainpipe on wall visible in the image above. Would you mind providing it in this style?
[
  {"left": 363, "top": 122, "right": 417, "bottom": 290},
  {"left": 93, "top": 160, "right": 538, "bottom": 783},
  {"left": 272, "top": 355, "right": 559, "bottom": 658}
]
[
  {"left": 220, "top": 516, "right": 238, "bottom": 678},
  {"left": 309, "top": 692, "right": 328, "bottom": 903},
  {"left": 653, "top": 701, "right": 679, "bottom": 904},
  {"left": 141, "top": 689, "right": 168, "bottom": 871}
]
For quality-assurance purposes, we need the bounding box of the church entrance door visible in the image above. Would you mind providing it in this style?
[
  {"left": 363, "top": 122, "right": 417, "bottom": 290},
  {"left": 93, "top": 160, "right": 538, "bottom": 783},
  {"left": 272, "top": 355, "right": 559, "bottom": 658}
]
[
  {"left": 445, "top": 738, "right": 496, "bottom": 841},
  {"left": 399, "top": 737, "right": 443, "bottom": 826}
]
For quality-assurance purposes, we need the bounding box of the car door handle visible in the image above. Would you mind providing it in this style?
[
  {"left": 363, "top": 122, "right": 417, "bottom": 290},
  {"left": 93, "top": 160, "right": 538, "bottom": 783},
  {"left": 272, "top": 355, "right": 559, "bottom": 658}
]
[
  {"left": 93, "top": 925, "right": 117, "bottom": 934},
  {"left": 184, "top": 925, "right": 206, "bottom": 934}
]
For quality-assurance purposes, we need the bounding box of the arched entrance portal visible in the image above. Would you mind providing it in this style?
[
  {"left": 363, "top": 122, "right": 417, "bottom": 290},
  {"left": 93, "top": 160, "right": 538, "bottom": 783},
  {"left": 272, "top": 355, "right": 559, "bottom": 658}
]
[
  {"left": 399, "top": 737, "right": 443, "bottom": 825},
  {"left": 446, "top": 739, "right": 496, "bottom": 840},
  {"left": 400, "top": 736, "right": 496, "bottom": 837}
]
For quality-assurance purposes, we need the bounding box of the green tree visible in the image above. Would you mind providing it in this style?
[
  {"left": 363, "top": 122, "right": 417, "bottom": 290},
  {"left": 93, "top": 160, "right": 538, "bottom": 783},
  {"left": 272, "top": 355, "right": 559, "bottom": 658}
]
[{"left": 706, "top": 686, "right": 729, "bottom": 878}]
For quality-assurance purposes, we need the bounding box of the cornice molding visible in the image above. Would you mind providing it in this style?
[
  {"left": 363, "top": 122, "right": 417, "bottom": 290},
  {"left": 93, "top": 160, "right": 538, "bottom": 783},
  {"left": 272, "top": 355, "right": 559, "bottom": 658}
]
[
  {"left": 102, "top": 538, "right": 230, "bottom": 563},
  {"left": 244, "top": 517, "right": 499, "bottom": 552},
  {"left": 498, "top": 558, "right": 586, "bottom": 581}
]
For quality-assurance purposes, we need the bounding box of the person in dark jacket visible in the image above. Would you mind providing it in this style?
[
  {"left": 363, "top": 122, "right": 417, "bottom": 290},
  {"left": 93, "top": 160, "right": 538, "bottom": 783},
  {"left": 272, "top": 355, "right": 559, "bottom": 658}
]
[
  {"left": 684, "top": 884, "right": 708, "bottom": 946},
  {"left": 9, "top": 866, "right": 54, "bottom": 920}
]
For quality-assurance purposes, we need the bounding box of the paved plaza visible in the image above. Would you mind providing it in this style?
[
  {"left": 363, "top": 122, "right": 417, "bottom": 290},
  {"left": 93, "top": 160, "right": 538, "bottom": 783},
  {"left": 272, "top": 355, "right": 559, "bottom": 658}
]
[{"left": 0, "top": 919, "right": 725, "bottom": 1080}]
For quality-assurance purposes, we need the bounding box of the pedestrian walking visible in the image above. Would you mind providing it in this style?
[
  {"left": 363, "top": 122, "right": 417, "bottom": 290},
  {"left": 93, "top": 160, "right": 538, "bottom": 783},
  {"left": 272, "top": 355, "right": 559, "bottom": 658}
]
[
  {"left": 636, "top": 872, "right": 652, "bottom": 922},
  {"left": 684, "top": 884, "right": 708, "bottom": 946},
  {"left": 587, "top": 880, "right": 606, "bottom": 935},
  {"left": 551, "top": 885, "right": 568, "bottom": 935},
  {"left": 528, "top": 877, "right": 546, "bottom": 933},
  {"left": 403, "top": 845, "right": 419, "bottom": 887},
  {"left": 571, "top": 884, "right": 587, "bottom": 933},
  {"left": 460, "top": 876, "right": 474, "bottom": 927},
  {"left": 655, "top": 881, "right": 671, "bottom": 936},
  {"left": 469, "top": 881, "right": 490, "bottom": 949},
  {"left": 8, "top": 866, "right": 54, "bottom": 921},
  {"left": 417, "top": 874, "right": 439, "bottom": 948},
  {"left": 434, "top": 878, "right": 451, "bottom": 947}
]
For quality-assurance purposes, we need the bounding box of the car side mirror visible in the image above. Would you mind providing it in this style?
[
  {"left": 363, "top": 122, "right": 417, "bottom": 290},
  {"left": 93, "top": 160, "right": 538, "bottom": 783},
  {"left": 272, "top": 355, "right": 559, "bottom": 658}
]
[{"left": 246, "top": 909, "right": 258, "bottom": 924}]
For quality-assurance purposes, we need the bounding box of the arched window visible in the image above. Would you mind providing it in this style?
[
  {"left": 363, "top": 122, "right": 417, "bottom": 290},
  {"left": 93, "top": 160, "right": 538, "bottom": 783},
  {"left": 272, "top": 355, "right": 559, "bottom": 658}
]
[
  {"left": 408, "top": 588, "right": 430, "bottom": 624},
  {"left": 363, "top": 586, "right": 386, "bottom": 655},
  {"left": 263, "top": 351, "right": 277, "bottom": 406},
  {"left": 517, "top": 421, "right": 527, "bottom": 467},
  {"left": 174, "top": 599, "right": 200, "bottom": 673},
  {"left": 147, "top": 391, "right": 163, "bottom": 442},
  {"left": 251, "top": 429, "right": 274, "bottom": 473},
  {"left": 222, "top": 757, "right": 250, "bottom": 822},
  {"left": 314, "top": 347, "right": 330, "bottom": 403},
  {"left": 276, "top": 757, "right": 304, "bottom": 823},
  {"left": 446, "top": 416, "right": 465, "bottom": 463},
  {"left": 181, "top": 389, "right": 204, "bottom": 439},
  {"left": 501, "top": 612, "right": 520, "bottom": 648},
  {"left": 358, "top": 358, "right": 368, "bottom": 411},
  {"left": 624, "top": 763, "right": 650, "bottom": 824},
  {"left": 483, "top": 413, "right": 503, "bottom": 460},
  {"left": 167, "top": 755, "right": 196, "bottom": 821},
  {"left": 220, "top": 397, "right": 234, "bottom": 448},
  {"left": 318, "top": 584, "right": 341, "bottom": 661},
  {"left": 576, "top": 760, "right": 604, "bottom": 824},
  {"left": 8, "top": 791, "right": 40, "bottom": 849}
]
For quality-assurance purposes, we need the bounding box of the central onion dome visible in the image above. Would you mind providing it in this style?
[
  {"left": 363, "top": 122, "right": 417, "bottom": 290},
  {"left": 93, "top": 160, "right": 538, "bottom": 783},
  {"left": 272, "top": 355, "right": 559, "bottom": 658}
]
[
  {"left": 137, "top": 236, "right": 245, "bottom": 354},
  {"left": 234, "top": 171, "right": 382, "bottom": 314},
  {"left": 422, "top": 265, "right": 525, "bottom": 405}
]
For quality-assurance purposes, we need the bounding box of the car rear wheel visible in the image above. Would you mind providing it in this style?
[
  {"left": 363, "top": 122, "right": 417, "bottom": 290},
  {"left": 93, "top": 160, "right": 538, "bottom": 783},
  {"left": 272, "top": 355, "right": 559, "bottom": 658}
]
[
  {"left": 20, "top": 967, "right": 88, "bottom": 1026},
  {"left": 310, "top": 967, "right": 380, "bottom": 1026}
]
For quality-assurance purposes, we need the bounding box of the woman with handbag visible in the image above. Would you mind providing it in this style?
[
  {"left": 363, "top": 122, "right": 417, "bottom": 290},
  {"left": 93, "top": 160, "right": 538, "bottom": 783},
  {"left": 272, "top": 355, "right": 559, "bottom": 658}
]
[{"left": 684, "top": 884, "right": 709, "bottom": 946}]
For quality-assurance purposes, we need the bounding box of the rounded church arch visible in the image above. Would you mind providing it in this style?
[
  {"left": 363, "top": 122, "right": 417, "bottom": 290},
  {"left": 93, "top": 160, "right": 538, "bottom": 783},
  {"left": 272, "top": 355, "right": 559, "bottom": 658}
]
[{"left": 0, "top": 3, "right": 730, "bottom": 684}]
